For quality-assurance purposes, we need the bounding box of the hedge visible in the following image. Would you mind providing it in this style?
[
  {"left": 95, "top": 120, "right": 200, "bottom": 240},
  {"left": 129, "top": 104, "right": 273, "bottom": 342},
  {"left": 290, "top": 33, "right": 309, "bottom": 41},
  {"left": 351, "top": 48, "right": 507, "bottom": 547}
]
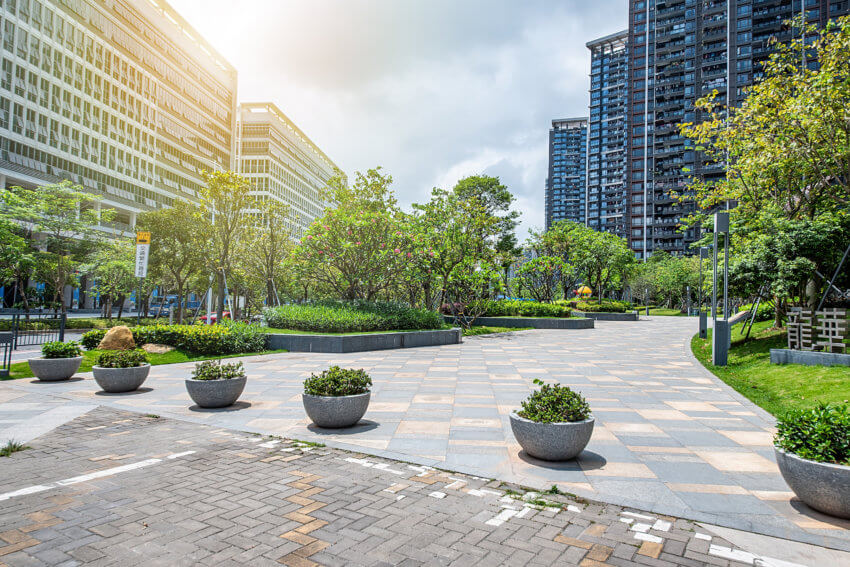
[
  {"left": 561, "top": 300, "right": 632, "bottom": 313},
  {"left": 81, "top": 321, "right": 266, "bottom": 355},
  {"left": 467, "top": 299, "right": 572, "bottom": 318},
  {"left": 263, "top": 301, "right": 443, "bottom": 333}
]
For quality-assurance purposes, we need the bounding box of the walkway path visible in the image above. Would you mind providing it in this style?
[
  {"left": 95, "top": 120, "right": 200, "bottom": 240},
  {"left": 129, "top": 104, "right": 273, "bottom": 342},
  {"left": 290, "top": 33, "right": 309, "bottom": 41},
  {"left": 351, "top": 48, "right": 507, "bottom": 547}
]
[{"left": 2, "top": 317, "right": 849, "bottom": 553}]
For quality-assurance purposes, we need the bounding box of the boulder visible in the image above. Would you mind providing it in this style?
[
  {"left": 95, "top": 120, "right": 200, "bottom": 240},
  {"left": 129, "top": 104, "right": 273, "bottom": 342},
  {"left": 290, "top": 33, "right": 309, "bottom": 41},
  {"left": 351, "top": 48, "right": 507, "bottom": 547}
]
[
  {"left": 141, "top": 343, "right": 174, "bottom": 355},
  {"left": 98, "top": 326, "right": 135, "bottom": 351}
]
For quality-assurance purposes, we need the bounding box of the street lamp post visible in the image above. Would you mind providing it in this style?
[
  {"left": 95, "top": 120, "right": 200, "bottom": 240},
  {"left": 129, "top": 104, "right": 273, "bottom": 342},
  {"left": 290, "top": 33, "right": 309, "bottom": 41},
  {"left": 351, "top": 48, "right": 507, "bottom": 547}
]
[
  {"left": 698, "top": 246, "right": 708, "bottom": 339},
  {"left": 712, "top": 213, "right": 730, "bottom": 366}
]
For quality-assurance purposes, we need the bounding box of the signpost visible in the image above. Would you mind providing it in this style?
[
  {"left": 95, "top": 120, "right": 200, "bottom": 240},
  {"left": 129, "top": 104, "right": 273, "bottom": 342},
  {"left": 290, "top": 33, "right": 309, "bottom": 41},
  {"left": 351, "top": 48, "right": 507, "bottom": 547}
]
[{"left": 135, "top": 232, "right": 150, "bottom": 325}]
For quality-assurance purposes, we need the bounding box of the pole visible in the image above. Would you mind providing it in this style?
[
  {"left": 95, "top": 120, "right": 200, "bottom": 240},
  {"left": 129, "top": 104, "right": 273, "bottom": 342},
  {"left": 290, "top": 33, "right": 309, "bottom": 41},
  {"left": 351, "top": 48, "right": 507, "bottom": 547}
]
[
  {"left": 137, "top": 277, "right": 143, "bottom": 325},
  {"left": 723, "top": 232, "right": 729, "bottom": 323}
]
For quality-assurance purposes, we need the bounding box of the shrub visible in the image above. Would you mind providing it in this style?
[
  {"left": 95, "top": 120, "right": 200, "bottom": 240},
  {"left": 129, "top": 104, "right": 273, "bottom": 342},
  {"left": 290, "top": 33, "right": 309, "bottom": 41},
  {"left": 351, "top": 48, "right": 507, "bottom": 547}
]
[
  {"left": 191, "top": 360, "right": 246, "bottom": 381},
  {"left": 264, "top": 301, "right": 443, "bottom": 333},
  {"left": 81, "top": 322, "right": 266, "bottom": 356},
  {"left": 95, "top": 349, "right": 149, "bottom": 368},
  {"left": 468, "top": 299, "right": 571, "bottom": 318},
  {"left": 304, "top": 366, "right": 372, "bottom": 396},
  {"left": 739, "top": 302, "right": 773, "bottom": 322},
  {"left": 775, "top": 404, "right": 850, "bottom": 466},
  {"left": 572, "top": 300, "right": 631, "bottom": 313},
  {"left": 517, "top": 379, "right": 591, "bottom": 423},
  {"left": 41, "top": 341, "right": 82, "bottom": 359}
]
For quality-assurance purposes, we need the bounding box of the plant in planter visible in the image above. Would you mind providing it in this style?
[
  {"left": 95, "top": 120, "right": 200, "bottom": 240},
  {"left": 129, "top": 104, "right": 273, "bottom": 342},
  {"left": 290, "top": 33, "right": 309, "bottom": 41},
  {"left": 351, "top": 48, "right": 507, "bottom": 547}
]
[
  {"left": 92, "top": 349, "right": 151, "bottom": 393},
  {"left": 185, "top": 360, "right": 247, "bottom": 408},
  {"left": 302, "top": 366, "right": 372, "bottom": 428},
  {"left": 510, "top": 379, "right": 594, "bottom": 461},
  {"left": 774, "top": 403, "right": 850, "bottom": 518},
  {"left": 28, "top": 341, "right": 83, "bottom": 381}
]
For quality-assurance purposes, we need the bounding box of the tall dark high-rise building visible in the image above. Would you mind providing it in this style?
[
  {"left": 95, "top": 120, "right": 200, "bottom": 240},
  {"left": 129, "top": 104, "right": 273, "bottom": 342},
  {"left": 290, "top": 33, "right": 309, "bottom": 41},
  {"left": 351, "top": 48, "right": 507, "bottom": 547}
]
[
  {"left": 545, "top": 117, "right": 588, "bottom": 231},
  {"left": 586, "top": 30, "right": 629, "bottom": 240},
  {"left": 625, "top": 0, "right": 850, "bottom": 258}
]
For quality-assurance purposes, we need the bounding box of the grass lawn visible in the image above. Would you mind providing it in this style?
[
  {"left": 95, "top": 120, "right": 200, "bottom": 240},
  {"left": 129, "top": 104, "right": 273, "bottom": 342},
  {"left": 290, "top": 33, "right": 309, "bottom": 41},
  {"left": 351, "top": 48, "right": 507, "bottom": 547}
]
[
  {"left": 691, "top": 320, "right": 850, "bottom": 417},
  {"left": 648, "top": 308, "right": 686, "bottom": 316},
  {"left": 463, "top": 326, "right": 533, "bottom": 337},
  {"left": 5, "top": 348, "right": 288, "bottom": 381}
]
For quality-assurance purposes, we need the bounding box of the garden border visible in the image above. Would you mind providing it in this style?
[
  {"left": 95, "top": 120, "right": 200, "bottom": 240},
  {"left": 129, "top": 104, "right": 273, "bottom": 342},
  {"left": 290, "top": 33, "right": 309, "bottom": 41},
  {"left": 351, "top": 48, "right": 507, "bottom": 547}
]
[
  {"left": 264, "top": 328, "right": 462, "bottom": 353},
  {"left": 769, "top": 348, "right": 850, "bottom": 367},
  {"left": 442, "top": 315, "right": 594, "bottom": 329},
  {"left": 573, "top": 311, "right": 638, "bottom": 321}
]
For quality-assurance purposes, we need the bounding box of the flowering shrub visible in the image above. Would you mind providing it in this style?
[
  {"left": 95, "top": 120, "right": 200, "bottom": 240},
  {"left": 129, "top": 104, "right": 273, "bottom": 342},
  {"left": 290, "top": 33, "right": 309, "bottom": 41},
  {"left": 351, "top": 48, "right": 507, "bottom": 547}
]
[
  {"left": 81, "top": 321, "right": 266, "bottom": 355},
  {"left": 263, "top": 301, "right": 443, "bottom": 333}
]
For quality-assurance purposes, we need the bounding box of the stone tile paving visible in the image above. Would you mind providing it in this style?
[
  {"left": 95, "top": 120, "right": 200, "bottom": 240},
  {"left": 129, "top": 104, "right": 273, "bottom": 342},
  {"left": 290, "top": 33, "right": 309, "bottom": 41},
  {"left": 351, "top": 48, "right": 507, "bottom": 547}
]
[
  {"left": 2, "top": 318, "right": 849, "bottom": 553},
  {"left": 0, "top": 406, "right": 799, "bottom": 566}
]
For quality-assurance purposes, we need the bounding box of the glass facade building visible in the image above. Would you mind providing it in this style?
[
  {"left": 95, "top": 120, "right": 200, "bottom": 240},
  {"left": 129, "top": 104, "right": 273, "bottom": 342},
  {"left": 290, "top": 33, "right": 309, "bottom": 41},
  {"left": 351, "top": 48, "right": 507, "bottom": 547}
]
[
  {"left": 0, "top": 0, "right": 238, "bottom": 232},
  {"left": 236, "top": 102, "right": 343, "bottom": 239},
  {"left": 545, "top": 117, "right": 588, "bottom": 231},
  {"left": 586, "top": 30, "right": 629, "bottom": 240}
]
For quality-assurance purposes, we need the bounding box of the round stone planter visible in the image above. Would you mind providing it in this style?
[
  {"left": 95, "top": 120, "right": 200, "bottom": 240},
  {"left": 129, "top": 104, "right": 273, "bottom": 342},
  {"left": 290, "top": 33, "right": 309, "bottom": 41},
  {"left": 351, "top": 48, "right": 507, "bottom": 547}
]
[
  {"left": 509, "top": 412, "right": 594, "bottom": 461},
  {"left": 92, "top": 364, "right": 151, "bottom": 393},
  {"left": 185, "top": 376, "right": 247, "bottom": 408},
  {"left": 302, "top": 392, "right": 371, "bottom": 428},
  {"left": 775, "top": 447, "right": 850, "bottom": 518},
  {"left": 27, "top": 357, "right": 83, "bottom": 381}
]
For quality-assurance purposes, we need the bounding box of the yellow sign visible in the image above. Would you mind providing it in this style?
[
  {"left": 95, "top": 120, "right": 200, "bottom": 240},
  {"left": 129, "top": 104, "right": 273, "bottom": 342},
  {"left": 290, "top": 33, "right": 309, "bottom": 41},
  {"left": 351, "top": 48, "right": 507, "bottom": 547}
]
[{"left": 136, "top": 231, "right": 151, "bottom": 245}]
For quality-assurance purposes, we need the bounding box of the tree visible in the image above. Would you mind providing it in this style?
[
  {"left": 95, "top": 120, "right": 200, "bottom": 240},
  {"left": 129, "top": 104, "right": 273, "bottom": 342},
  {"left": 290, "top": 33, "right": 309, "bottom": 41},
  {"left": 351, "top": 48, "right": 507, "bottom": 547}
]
[
  {"left": 240, "top": 200, "right": 293, "bottom": 307},
  {"left": 514, "top": 256, "right": 571, "bottom": 303},
  {"left": 85, "top": 239, "right": 136, "bottom": 320},
  {"left": 443, "top": 259, "right": 504, "bottom": 329},
  {"left": 2, "top": 182, "right": 109, "bottom": 312},
  {"left": 293, "top": 168, "right": 410, "bottom": 301},
  {"left": 198, "top": 171, "right": 256, "bottom": 321},
  {"left": 137, "top": 200, "right": 206, "bottom": 323}
]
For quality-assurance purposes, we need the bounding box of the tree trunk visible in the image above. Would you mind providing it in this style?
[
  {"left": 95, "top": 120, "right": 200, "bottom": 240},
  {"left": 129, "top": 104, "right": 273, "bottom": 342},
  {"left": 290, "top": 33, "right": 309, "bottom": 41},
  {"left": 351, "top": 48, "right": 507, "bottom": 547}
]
[
  {"left": 117, "top": 295, "right": 125, "bottom": 319},
  {"left": 216, "top": 271, "right": 225, "bottom": 322}
]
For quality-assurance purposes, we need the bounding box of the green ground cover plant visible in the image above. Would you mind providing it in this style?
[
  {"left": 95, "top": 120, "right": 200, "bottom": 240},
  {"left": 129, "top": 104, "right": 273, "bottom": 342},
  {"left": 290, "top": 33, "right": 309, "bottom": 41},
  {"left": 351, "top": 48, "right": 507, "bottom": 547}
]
[
  {"left": 303, "top": 366, "right": 372, "bottom": 396},
  {"left": 41, "top": 341, "right": 82, "bottom": 358},
  {"left": 462, "top": 326, "right": 532, "bottom": 337},
  {"left": 692, "top": 320, "right": 850, "bottom": 416},
  {"left": 191, "top": 360, "right": 246, "bottom": 381},
  {"left": 567, "top": 299, "right": 631, "bottom": 313},
  {"left": 95, "top": 349, "right": 148, "bottom": 368},
  {"left": 517, "top": 379, "right": 591, "bottom": 423},
  {"left": 264, "top": 301, "right": 442, "bottom": 333},
  {"left": 775, "top": 404, "right": 850, "bottom": 465},
  {"left": 81, "top": 320, "right": 266, "bottom": 355}
]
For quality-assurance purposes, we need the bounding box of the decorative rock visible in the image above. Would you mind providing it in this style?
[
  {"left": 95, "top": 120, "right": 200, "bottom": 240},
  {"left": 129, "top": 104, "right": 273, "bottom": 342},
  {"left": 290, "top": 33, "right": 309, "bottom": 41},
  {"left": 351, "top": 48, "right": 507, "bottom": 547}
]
[
  {"left": 303, "top": 392, "right": 371, "bottom": 428},
  {"left": 509, "top": 412, "right": 594, "bottom": 461},
  {"left": 185, "top": 376, "right": 247, "bottom": 408},
  {"left": 141, "top": 343, "right": 174, "bottom": 355},
  {"left": 92, "top": 364, "right": 151, "bottom": 393},
  {"left": 775, "top": 447, "right": 850, "bottom": 518},
  {"left": 98, "top": 326, "right": 135, "bottom": 351}
]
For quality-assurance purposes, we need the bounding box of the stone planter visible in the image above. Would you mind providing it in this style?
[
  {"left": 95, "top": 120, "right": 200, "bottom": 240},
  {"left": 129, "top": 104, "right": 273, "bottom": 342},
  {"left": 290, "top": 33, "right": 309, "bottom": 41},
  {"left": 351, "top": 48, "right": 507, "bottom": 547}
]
[
  {"left": 510, "top": 412, "right": 594, "bottom": 461},
  {"left": 92, "top": 364, "right": 151, "bottom": 393},
  {"left": 303, "top": 392, "right": 371, "bottom": 428},
  {"left": 27, "top": 357, "right": 83, "bottom": 381},
  {"left": 775, "top": 447, "right": 850, "bottom": 518},
  {"left": 185, "top": 376, "right": 247, "bottom": 408}
]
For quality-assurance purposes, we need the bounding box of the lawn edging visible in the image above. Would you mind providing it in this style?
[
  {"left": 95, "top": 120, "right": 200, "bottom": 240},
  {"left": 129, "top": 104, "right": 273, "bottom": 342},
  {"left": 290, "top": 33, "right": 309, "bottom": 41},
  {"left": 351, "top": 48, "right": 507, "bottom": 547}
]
[
  {"left": 264, "top": 328, "right": 462, "bottom": 353},
  {"left": 573, "top": 311, "right": 638, "bottom": 321},
  {"left": 770, "top": 349, "right": 850, "bottom": 367}
]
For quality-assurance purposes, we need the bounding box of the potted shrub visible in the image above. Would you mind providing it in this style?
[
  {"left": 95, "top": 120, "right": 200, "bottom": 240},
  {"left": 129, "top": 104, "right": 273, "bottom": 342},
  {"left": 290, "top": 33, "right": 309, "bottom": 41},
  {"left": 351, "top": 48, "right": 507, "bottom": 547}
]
[
  {"left": 302, "top": 366, "right": 372, "bottom": 428},
  {"left": 774, "top": 404, "right": 850, "bottom": 518},
  {"left": 510, "top": 379, "right": 594, "bottom": 461},
  {"left": 92, "top": 349, "right": 150, "bottom": 393},
  {"left": 28, "top": 341, "right": 83, "bottom": 381},
  {"left": 185, "top": 360, "right": 247, "bottom": 408}
]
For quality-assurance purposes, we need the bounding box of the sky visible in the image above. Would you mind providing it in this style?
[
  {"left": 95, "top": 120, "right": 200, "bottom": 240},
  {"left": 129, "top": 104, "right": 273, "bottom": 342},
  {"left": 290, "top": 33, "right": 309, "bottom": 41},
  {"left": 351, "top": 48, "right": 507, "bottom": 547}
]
[{"left": 168, "top": 0, "right": 627, "bottom": 238}]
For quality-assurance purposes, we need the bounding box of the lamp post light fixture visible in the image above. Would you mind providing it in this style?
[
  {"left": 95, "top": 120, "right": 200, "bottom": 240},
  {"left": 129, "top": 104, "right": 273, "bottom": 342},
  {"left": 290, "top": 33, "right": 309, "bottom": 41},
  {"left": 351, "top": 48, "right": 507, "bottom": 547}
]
[
  {"left": 645, "top": 287, "right": 650, "bottom": 316},
  {"left": 712, "top": 212, "right": 730, "bottom": 366},
  {"left": 698, "top": 246, "right": 709, "bottom": 339}
]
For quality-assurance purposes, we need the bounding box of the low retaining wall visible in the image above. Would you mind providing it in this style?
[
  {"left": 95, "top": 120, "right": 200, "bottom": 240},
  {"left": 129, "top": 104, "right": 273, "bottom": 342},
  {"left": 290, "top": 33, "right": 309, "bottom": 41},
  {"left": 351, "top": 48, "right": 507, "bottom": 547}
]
[
  {"left": 574, "top": 311, "right": 638, "bottom": 321},
  {"left": 265, "top": 328, "right": 463, "bottom": 353},
  {"left": 770, "top": 348, "right": 850, "bottom": 367},
  {"left": 442, "top": 315, "right": 594, "bottom": 330}
]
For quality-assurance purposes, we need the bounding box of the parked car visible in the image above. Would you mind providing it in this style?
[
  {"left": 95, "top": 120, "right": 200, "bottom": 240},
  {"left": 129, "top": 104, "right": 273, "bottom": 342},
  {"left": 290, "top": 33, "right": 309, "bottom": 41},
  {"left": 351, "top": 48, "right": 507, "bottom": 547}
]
[{"left": 199, "top": 311, "right": 231, "bottom": 323}]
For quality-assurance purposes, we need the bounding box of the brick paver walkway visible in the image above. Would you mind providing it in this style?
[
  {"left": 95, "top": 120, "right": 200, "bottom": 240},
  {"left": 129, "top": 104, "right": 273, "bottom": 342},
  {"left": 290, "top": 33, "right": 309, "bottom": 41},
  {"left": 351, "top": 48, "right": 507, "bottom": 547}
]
[
  {"left": 2, "top": 317, "right": 849, "bottom": 553},
  {"left": 0, "top": 407, "right": 808, "bottom": 566}
]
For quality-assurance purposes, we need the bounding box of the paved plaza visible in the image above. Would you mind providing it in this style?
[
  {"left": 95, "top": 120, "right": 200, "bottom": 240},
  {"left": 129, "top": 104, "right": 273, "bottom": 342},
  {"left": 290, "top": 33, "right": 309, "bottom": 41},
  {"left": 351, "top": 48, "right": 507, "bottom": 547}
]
[
  {"left": 2, "top": 317, "right": 850, "bottom": 561},
  {"left": 0, "top": 406, "right": 836, "bottom": 567}
]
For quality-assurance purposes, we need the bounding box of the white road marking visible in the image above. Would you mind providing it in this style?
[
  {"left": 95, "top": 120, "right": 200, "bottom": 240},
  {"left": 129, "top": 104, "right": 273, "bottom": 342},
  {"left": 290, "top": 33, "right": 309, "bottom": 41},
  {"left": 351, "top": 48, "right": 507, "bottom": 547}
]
[
  {"left": 622, "top": 511, "right": 655, "bottom": 520},
  {"left": 429, "top": 491, "right": 446, "bottom": 499},
  {"left": 634, "top": 533, "right": 664, "bottom": 544},
  {"left": 651, "top": 519, "right": 672, "bottom": 532},
  {"left": 486, "top": 508, "right": 519, "bottom": 527},
  {"left": 167, "top": 451, "right": 196, "bottom": 459},
  {"left": 567, "top": 505, "right": 581, "bottom": 513},
  {"left": 694, "top": 532, "right": 712, "bottom": 541},
  {"left": 709, "top": 545, "right": 757, "bottom": 565},
  {"left": 631, "top": 522, "right": 652, "bottom": 533}
]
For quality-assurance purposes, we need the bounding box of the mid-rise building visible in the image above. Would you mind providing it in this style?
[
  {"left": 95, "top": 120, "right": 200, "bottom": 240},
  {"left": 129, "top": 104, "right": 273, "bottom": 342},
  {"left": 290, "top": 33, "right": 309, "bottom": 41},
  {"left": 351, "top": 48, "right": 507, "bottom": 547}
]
[
  {"left": 545, "top": 117, "right": 588, "bottom": 231},
  {"left": 236, "top": 102, "right": 343, "bottom": 238},
  {"left": 0, "top": 0, "right": 238, "bottom": 232},
  {"left": 625, "top": 0, "right": 850, "bottom": 258},
  {"left": 586, "top": 30, "right": 629, "bottom": 240}
]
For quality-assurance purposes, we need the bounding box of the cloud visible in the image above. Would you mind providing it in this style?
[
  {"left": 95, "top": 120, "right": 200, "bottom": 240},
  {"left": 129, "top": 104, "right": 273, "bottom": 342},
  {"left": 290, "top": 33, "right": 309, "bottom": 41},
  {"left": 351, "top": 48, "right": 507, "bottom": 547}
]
[{"left": 169, "top": 0, "right": 626, "bottom": 236}]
